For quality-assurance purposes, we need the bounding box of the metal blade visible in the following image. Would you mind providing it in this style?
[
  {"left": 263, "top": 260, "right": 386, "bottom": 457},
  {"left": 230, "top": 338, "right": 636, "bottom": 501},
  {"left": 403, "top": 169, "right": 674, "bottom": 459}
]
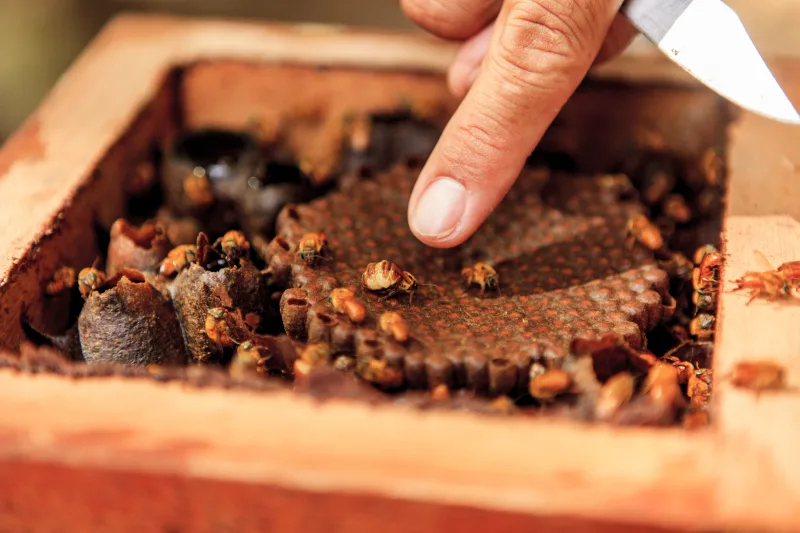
[{"left": 622, "top": 0, "right": 800, "bottom": 125}]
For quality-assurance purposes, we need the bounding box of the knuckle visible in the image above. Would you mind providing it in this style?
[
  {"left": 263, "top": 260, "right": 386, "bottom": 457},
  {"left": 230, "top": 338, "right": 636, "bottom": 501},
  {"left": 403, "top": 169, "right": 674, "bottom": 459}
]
[
  {"left": 400, "top": 0, "right": 439, "bottom": 27},
  {"left": 502, "top": 0, "right": 591, "bottom": 63},
  {"left": 400, "top": 0, "right": 471, "bottom": 39},
  {"left": 492, "top": 0, "right": 599, "bottom": 91}
]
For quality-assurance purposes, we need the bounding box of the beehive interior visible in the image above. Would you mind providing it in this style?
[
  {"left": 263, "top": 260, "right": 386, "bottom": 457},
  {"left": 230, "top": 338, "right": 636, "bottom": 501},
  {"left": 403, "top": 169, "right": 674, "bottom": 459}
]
[{"left": 3, "top": 60, "right": 733, "bottom": 427}]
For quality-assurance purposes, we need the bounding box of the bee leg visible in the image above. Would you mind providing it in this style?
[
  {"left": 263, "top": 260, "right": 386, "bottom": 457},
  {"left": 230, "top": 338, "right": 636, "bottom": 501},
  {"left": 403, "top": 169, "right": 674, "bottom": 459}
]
[
  {"left": 379, "top": 288, "right": 398, "bottom": 302},
  {"left": 746, "top": 291, "right": 759, "bottom": 306}
]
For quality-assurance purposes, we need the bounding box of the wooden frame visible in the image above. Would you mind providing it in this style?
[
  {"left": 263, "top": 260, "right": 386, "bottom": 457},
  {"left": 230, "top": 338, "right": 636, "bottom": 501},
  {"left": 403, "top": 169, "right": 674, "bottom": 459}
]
[{"left": 0, "top": 13, "right": 799, "bottom": 533}]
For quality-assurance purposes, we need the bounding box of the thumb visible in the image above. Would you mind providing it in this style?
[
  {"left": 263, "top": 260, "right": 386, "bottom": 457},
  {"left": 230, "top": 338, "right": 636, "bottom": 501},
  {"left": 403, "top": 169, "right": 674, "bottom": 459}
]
[{"left": 408, "top": 0, "right": 623, "bottom": 248}]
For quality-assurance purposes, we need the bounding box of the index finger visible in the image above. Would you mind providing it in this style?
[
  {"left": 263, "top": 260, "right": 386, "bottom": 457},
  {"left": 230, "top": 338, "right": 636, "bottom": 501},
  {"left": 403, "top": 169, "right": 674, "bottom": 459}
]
[{"left": 408, "top": 0, "right": 624, "bottom": 248}]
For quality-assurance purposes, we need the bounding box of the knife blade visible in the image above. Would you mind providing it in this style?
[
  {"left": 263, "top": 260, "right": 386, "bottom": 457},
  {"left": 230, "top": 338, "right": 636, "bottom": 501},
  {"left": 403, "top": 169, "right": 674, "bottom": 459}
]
[{"left": 621, "top": 0, "right": 800, "bottom": 125}]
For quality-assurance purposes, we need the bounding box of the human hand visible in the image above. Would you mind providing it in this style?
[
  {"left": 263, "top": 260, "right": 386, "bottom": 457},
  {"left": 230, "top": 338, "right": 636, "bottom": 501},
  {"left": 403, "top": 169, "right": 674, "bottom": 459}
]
[{"left": 403, "top": 0, "right": 638, "bottom": 248}]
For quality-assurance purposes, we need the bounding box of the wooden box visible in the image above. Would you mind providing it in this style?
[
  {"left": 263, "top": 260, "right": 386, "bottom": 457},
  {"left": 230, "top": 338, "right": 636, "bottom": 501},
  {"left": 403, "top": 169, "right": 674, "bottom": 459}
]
[{"left": 1, "top": 12, "right": 800, "bottom": 533}]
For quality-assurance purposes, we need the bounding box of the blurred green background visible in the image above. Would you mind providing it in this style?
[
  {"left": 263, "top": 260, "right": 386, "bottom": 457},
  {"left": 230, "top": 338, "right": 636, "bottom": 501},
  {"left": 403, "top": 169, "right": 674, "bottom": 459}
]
[{"left": 0, "top": 0, "right": 419, "bottom": 142}]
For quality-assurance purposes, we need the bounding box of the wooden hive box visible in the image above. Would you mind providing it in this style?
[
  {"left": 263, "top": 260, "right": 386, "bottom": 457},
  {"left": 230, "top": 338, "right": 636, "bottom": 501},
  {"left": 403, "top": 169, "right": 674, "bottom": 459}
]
[{"left": 1, "top": 10, "right": 799, "bottom": 533}]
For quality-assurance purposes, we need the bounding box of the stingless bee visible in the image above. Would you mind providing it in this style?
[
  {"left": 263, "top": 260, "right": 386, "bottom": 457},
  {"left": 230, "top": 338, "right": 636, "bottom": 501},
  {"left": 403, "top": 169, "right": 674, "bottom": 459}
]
[
  {"left": 640, "top": 166, "right": 675, "bottom": 206},
  {"left": 731, "top": 270, "right": 791, "bottom": 305},
  {"left": 229, "top": 341, "right": 265, "bottom": 380},
  {"left": 663, "top": 356, "right": 695, "bottom": 384},
  {"left": 692, "top": 250, "right": 722, "bottom": 294},
  {"left": 777, "top": 260, "right": 800, "bottom": 281},
  {"left": 379, "top": 311, "right": 410, "bottom": 343},
  {"left": 159, "top": 244, "right": 198, "bottom": 277},
  {"left": 692, "top": 291, "right": 717, "bottom": 313},
  {"left": 625, "top": 214, "right": 663, "bottom": 251},
  {"left": 658, "top": 252, "right": 693, "bottom": 280},
  {"left": 700, "top": 147, "right": 724, "bottom": 187},
  {"left": 343, "top": 113, "right": 372, "bottom": 153},
  {"left": 296, "top": 232, "right": 331, "bottom": 267},
  {"left": 205, "top": 308, "right": 235, "bottom": 349},
  {"left": 642, "top": 362, "right": 686, "bottom": 410},
  {"left": 183, "top": 167, "right": 214, "bottom": 207},
  {"left": 329, "top": 288, "right": 367, "bottom": 323},
  {"left": 333, "top": 355, "right": 356, "bottom": 372},
  {"left": 361, "top": 260, "right": 423, "bottom": 304},
  {"left": 45, "top": 266, "right": 77, "bottom": 296},
  {"left": 595, "top": 372, "right": 635, "bottom": 421},
  {"left": 693, "top": 244, "right": 718, "bottom": 266},
  {"left": 78, "top": 261, "right": 107, "bottom": 299},
  {"left": 293, "top": 343, "right": 332, "bottom": 379},
  {"left": 730, "top": 251, "right": 800, "bottom": 305},
  {"left": 214, "top": 231, "right": 250, "bottom": 264},
  {"left": 662, "top": 194, "right": 692, "bottom": 224},
  {"left": 528, "top": 368, "right": 573, "bottom": 402},
  {"left": 461, "top": 262, "right": 500, "bottom": 295},
  {"left": 689, "top": 313, "right": 716, "bottom": 340},
  {"left": 730, "top": 360, "right": 786, "bottom": 392},
  {"left": 687, "top": 368, "right": 712, "bottom": 407},
  {"left": 596, "top": 173, "right": 637, "bottom": 199},
  {"left": 431, "top": 384, "right": 451, "bottom": 401}
]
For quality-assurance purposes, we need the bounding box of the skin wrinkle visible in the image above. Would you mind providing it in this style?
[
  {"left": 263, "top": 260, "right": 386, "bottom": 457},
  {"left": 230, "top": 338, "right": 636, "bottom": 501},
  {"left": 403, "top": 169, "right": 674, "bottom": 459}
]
[
  {"left": 492, "top": 37, "right": 575, "bottom": 93},
  {"left": 438, "top": 129, "right": 502, "bottom": 186},
  {"left": 404, "top": 0, "right": 633, "bottom": 248},
  {"left": 454, "top": 118, "right": 509, "bottom": 163},
  {"left": 472, "top": 79, "right": 529, "bottom": 127},
  {"left": 505, "top": 0, "right": 588, "bottom": 58},
  {"left": 400, "top": 0, "right": 502, "bottom": 40}
]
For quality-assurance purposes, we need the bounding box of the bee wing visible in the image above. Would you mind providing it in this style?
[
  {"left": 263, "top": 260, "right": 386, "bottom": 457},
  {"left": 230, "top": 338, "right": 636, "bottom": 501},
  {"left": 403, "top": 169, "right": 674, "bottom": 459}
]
[{"left": 753, "top": 250, "right": 776, "bottom": 272}]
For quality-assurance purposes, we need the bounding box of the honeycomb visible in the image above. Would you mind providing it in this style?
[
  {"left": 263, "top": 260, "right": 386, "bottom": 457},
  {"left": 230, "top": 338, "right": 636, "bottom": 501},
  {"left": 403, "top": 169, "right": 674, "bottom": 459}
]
[{"left": 268, "top": 161, "right": 673, "bottom": 395}]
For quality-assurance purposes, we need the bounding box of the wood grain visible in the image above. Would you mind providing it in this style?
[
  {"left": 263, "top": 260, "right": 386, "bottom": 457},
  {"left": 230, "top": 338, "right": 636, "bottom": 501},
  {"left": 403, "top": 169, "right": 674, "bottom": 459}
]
[
  {"left": 713, "top": 59, "right": 800, "bottom": 532},
  {"left": 0, "top": 371, "right": 718, "bottom": 532},
  {"left": 0, "top": 461, "right": 692, "bottom": 533}
]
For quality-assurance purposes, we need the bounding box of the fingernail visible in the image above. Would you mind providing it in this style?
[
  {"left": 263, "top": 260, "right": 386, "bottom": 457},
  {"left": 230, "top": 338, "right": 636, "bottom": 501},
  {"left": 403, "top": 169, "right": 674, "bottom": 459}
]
[{"left": 412, "top": 178, "right": 467, "bottom": 238}]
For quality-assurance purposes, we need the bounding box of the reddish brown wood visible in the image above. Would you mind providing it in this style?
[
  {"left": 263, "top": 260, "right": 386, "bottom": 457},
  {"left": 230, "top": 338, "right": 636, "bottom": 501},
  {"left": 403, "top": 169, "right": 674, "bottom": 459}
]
[{"left": 0, "top": 460, "right": 700, "bottom": 533}]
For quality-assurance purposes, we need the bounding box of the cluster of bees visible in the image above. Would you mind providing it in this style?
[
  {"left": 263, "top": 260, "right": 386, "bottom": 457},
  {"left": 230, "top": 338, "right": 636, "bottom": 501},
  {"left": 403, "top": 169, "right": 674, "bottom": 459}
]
[
  {"left": 292, "top": 308, "right": 415, "bottom": 386},
  {"left": 52, "top": 231, "right": 255, "bottom": 304},
  {"left": 624, "top": 212, "right": 794, "bottom": 398},
  {"left": 41, "top": 206, "right": 795, "bottom": 420},
  {"left": 286, "top": 231, "right": 501, "bottom": 303},
  {"left": 622, "top": 144, "right": 726, "bottom": 241},
  {"left": 689, "top": 245, "right": 721, "bottom": 340},
  {"left": 131, "top": 228, "right": 498, "bottom": 363},
  {"left": 46, "top": 261, "right": 146, "bottom": 301},
  {"left": 625, "top": 215, "right": 717, "bottom": 341}
]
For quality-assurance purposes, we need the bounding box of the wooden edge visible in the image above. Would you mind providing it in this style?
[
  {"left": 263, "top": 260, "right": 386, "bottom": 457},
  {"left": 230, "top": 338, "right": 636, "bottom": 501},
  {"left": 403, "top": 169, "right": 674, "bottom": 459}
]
[
  {"left": 0, "top": 459, "right": 699, "bottom": 533},
  {"left": 713, "top": 59, "right": 800, "bottom": 531},
  {"left": 0, "top": 370, "right": 719, "bottom": 532},
  {"left": 726, "top": 0, "right": 800, "bottom": 58}
]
